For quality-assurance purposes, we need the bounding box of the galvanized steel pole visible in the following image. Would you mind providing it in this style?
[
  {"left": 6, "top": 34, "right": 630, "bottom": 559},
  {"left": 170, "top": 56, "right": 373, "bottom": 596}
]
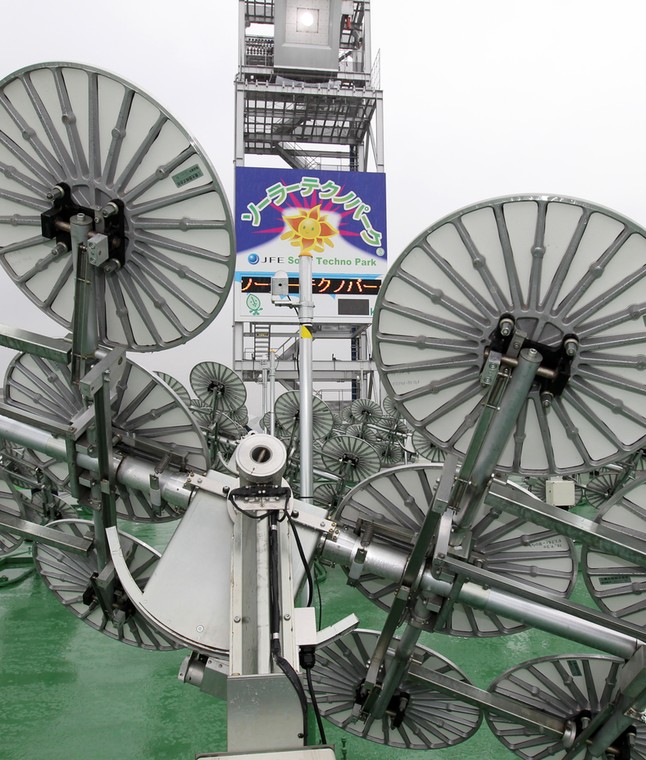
[{"left": 298, "top": 250, "right": 314, "bottom": 502}]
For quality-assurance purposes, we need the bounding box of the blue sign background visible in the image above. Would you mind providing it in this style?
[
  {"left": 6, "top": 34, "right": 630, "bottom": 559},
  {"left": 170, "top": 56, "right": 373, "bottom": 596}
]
[{"left": 235, "top": 166, "right": 387, "bottom": 258}]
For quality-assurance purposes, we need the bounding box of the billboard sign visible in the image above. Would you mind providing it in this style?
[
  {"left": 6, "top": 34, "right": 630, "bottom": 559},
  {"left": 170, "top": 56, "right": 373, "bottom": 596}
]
[{"left": 234, "top": 167, "right": 387, "bottom": 323}]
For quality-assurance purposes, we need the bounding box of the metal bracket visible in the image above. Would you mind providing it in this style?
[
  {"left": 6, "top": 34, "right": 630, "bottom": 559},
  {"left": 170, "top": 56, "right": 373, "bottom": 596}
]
[
  {"left": 41, "top": 183, "right": 126, "bottom": 265},
  {"left": 78, "top": 346, "right": 126, "bottom": 399},
  {"left": 178, "top": 651, "right": 228, "bottom": 699},
  {"left": 430, "top": 453, "right": 460, "bottom": 514},
  {"left": 508, "top": 328, "right": 527, "bottom": 357},
  {"left": 228, "top": 483, "right": 291, "bottom": 513},
  {"left": 481, "top": 349, "right": 502, "bottom": 387},
  {"left": 291, "top": 507, "right": 338, "bottom": 541},
  {"left": 67, "top": 405, "right": 99, "bottom": 441},
  {"left": 183, "top": 471, "right": 232, "bottom": 498},
  {"left": 116, "top": 433, "right": 191, "bottom": 471},
  {"left": 431, "top": 509, "right": 456, "bottom": 582},
  {"left": 316, "top": 613, "right": 360, "bottom": 648},
  {"left": 347, "top": 545, "right": 367, "bottom": 585},
  {"left": 149, "top": 474, "right": 162, "bottom": 512}
]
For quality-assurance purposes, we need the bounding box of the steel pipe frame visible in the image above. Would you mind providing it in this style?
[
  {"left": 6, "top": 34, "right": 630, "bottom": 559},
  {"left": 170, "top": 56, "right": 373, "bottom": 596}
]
[
  {"left": 3, "top": 408, "right": 646, "bottom": 659},
  {"left": 321, "top": 525, "right": 646, "bottom": 754},
  {"left": 355, "top": 348, "right": 544, "bottom": 718},
  {"left": 3, "top": 409, "right": 646, "bottom": 749},
  {"left": 485, "top": 479, "right": 646, "bottom": 566},
  {"left": 321, "top": 527, "right": 644, "bottom": 660},
  {"left": 0, "top": 415, "right": 192, "bottom": 519},
  {"left": 2, "top": 410, "right": 646, "bottom": 753},
  {"left": 453, "top": 347, "right": 542, "bottom": 527},
  {"left": 406, "top": 663, "right": 569, "bottom": 742}
]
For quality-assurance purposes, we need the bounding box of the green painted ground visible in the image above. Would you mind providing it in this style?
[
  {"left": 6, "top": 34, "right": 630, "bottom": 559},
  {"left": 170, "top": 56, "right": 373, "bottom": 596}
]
[{"left": 0, "top": 520, "right": 599, "bottom": 760}]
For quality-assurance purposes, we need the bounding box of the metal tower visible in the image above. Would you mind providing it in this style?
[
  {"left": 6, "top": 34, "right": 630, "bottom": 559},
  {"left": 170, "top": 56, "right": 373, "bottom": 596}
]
[{"left": 233, "top": 0, "right": 385, "bottom": 411}]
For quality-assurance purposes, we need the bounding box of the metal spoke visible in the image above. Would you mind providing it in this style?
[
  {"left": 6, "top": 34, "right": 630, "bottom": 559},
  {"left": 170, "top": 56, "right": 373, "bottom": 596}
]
[
  {"left": 114, "top": 112, "right": 168, "bottom": 194},
  {"left": 122, "top": 145, "right": 196, "bottom": 203},
  {"left": 0, "top": 62, "right": 235, "bottom": 351},
  {"left": 584, "top": 475, "right": 646, "bottom": 624},
  {"left": 488, "top": 655, "right": 629, "bottom": 760},
  {"left": 34, "top": 518, "right": 181, "bottom": 650},
  {"left": 22, "top": 71, "right": 76, "bottom": 179},
  {"left": 0, "top": 89, "right": 65, "bottom": 178},
  {"left": 374, "top": 195, "right": 646, "bottom": 474},
  {"left": 335, "top": 463, "right": 576, "bottom": 636},
  {"left": 52, "top": 67, "right": 88, "bottom": 178},
  {"left": 310, "top": 629, "right": 481, "bottom": 749},
  {"left": 3, "top": 351, "right": 208, "bottom": 517}
]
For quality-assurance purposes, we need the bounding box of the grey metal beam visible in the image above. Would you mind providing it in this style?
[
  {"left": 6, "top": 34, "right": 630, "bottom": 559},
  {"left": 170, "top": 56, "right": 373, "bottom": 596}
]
[
  {"left": 0, "top": 415, "right": 192, "bottom": 512},
  {"left": 0, "top": 324, "right": 71, "bottom": 364},
  {"left": 0, "top": 512, "right": 92, "bottom": 555},
  {"left": 407, "top": 664, "right": 567, "bottom": 738},
  {"left": 487, "top": 479, "right": 646, "bottom": 566}
]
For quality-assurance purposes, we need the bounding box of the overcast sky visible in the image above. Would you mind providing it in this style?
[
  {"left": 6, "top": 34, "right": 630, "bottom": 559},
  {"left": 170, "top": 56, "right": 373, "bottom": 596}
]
[{"left": 0, "top": 0, "right": 644, "bottom": 407}]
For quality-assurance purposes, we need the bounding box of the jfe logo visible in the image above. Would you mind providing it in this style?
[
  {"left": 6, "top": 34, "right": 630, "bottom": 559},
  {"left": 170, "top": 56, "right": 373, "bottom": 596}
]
[{"left": 247, "top": 254, "right": 285, "bottom": 265}]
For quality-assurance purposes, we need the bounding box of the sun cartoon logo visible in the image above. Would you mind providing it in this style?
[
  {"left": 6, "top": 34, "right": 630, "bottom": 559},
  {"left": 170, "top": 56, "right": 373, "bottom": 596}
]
[{"left": 280, "top": 204, "right": 338, "bottom": 253}]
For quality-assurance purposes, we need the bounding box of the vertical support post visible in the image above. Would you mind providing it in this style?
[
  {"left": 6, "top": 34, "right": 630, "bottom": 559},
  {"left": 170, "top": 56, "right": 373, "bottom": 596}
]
[
  {"left": 228, "top": 494, "right": 303, "bottom": 754},
  {"left": 455, "top": 347, "right": 542, "bottom": 527},
  {"left": 233, "top": 322, "right": 245, "bottom": 376},
  {"left": 69, "top": 213, "right": 96, "bottom": 385},
  {"left": 256, "top": 518, "right": 272, "bottom": 674},
  {"left": 373, "top": 91, "right": 385, "bottom": 173},
  {"left": 363, "top": 0, "right": 372, "bottom": 75},
  {"left": 357, "top": 142, "right": 366, "bottom": 172},
  {"left": 69, "top": 212, "right": 107, "bottom": 564},
  {"left": 350, "top": 333, "right": 359, "bottom": 401},
  {"left": 237, "top": 0, "right": 246, "bottom": 70},
  {"left": 261, "top": 366, "right": 269, "bottom": 432},
  {"left": 90, "top": 369, "right": 118, "bottom": 567},
  {"left": 358, "top": 329, "right": 369, "bottom": 398},
  {"left": 234, "top": 80, "right": 246, "bottom": 167},
  {"left": 269, "top": 349, "right": 277, "bottom": 437},
  {"left": 234, "top": 0, "right": 246, "bottom": 168},
  {"left": 299, "top": 251, "right": 314, "bottom": 502}
]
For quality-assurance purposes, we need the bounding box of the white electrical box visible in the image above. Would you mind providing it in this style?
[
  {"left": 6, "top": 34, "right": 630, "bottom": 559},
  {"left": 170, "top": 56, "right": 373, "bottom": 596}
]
[{"left": 545, "top": 478, "right": 576, "bottom": 507}]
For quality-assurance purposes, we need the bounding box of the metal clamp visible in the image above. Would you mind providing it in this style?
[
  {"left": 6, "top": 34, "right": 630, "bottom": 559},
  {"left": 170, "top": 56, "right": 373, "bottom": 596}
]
[{"left": 87, "top": 233, "right": 109, "bottom": 266}]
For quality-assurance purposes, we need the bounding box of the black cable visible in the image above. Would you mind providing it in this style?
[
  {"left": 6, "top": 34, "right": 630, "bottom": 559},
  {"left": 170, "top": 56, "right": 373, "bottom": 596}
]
[
  {"left": 274, "top": 648, "right": 309, "bottom": 744},
  {"left": 285, "top": 510, "right": 314, "bottom": 608},
  {"left": 267, "top": 511, "right": 309, "bottom": 744},
  {"left": 306, "top": 664, "right": 327, "bottom": 745},
  {"left": 314, "top": 561, "right": 325, "bottom": 630},
  {"left": 226, "top": 489, "right": 314, "bottom": 745},
  {"left": 268, "top": 512, "right": 282, "bottom": 638}
]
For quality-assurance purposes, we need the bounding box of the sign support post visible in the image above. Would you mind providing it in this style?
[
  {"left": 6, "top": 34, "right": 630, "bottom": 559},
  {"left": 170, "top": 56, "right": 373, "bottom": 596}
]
[{"left": 299, "top": 250, "right": 314, "bottom": 503}]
